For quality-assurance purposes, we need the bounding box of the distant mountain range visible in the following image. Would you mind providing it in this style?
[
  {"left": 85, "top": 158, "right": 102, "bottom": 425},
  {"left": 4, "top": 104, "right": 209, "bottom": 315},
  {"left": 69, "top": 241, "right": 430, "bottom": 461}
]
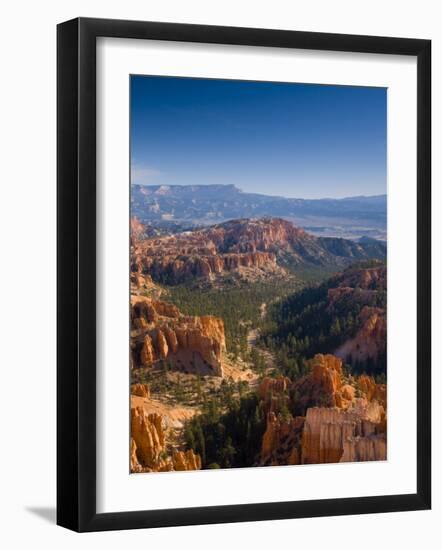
[{"left": 131, "top": 184, "right": 387, "bottom": 241}]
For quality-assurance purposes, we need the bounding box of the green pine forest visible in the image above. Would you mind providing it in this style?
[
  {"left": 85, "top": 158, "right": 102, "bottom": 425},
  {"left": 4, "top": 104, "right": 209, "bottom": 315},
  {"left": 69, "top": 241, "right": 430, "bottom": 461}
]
[{"left": 156, "top": 261, "right": 387, "bottom": 468}]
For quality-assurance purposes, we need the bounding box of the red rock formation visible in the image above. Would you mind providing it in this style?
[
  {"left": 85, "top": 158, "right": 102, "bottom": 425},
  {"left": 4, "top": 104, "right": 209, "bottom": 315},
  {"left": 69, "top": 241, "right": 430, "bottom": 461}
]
[
  {"left": 357, "top": 374, "right": 387, "bottom": 408},
  {"left": 130, "top": 383, "right": 150, "bottom": 398},
  {"left": 131, "top": 217, "right": 385, "bottom": 285},
  {"left": 258, "top": 376, "right": 292, "bottom": 414},
  {"left": 130, "top": 438, "right": 142, "bottom": 473},
  {"left": 131, "top": 408, "right": 166, "bottom": 469},
  {"left": 335, "top": 306, "right": 386, "bottom": 364},
  {"left": 140, "top": 334, "right": 156, "bottom": 366},
  {"left": 341, "top": 433, "right": 387, "bottom": 462},
  {"left": 151, "top": 300, "right": 180, "bottom": 319},
  {"left": 130, "top": 218, "right": 310, "bottom": 284},
  {"left": 131, "top": 295, "right": 226, "bottom": 376},
  {"left": 290, "top": 354, "right": 387, "bottom": 464},
  {"left": 258, "top": 376, "right": 291, "bottom": 401},
  {"left": 291, "top": 354, "right": 355, "bottom": 414},
  {"left": 130, "top": 406, "right": 202, "bottom": 473},
  {"left": 258, "top": 354, "right": 387, "bottom": 466},
  {"left": 136, "top": 248, "right": 282, "bottom": 284},
  {"left": 204, "top": 217, "right": 308, "bottom": 254},
  {"left": 301, "top": 406, "right": 384, "bottom": 464},
  {"left": 322, "top": 265, "right": 387, "bottom": 365},
  {"left": 130, "top": 217, "right": 147, "bottom": 242},
  {"left": 331, "top": 265, "right": 386, "bottom": 291},
  {"left": 260, "top": 412, "right": 305, "bottom": 466},
  {"left": 163, "top": 326, "right": 178, "bottom": 353},
  {"left": 172, "top": 449, "right": 202, "bottom": 471}
]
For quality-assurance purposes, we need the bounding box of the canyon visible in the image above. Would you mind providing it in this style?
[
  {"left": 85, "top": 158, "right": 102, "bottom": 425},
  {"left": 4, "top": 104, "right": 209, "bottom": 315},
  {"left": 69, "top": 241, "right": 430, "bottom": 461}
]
[
  {"left": 129, "top": 215, "right": 387, "bottom": 473},
  {"left": 130, "top": 217, "right": 386, "bottom": 285}
]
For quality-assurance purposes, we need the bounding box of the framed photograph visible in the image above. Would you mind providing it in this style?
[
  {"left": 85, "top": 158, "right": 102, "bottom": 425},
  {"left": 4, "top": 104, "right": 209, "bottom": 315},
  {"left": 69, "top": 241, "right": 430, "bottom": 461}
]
[{"left": 57, "top": 17, "right": 431, "bottom": 532}]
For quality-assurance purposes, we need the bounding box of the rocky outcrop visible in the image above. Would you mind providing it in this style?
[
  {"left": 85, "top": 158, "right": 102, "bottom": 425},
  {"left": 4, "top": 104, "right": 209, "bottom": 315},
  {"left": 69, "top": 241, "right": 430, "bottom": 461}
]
[
  {"left": 130, "top": 217, "right": 147, "bottom": 242},
  {"left": 291, "top": 354, "right": 355, "bottom": 415},
  {"left": 335, "top": 306, "right": 386, "bottom": 364},
  {"left": 131, "top": 383, "right": 150, "bottom": 398},
  {"left": 301, "top": 405, "right": 385, "bottom": 464},
  {"left": 131, "top": 408, "right": 166, "bottom": 469},
  {"left": 341, "top": 433, "right": 387, "bottom": 462},
  {"left": 130, "top": 217, "right": 385, "bottom": 286},
  {"left": 130, "top": 406, "right": 202, "bottom": 473},
  {"left": 260, "top": 412, "right": 304, "bottom": 466},
  {"left": 130, "top": 438, "right": 142, "bottom": 473},
  {"left": 131, "top": 295, "right": 226, "bottom": 376},
  {"left": 257, "top": 354, "right": 387, "bottom": 466},
  {"left": 318, "top": 265, "right": 387, "bottom": 366},
  {"left": 291, "top": 355, "right": 387, "bottom": 464},
  {"left": 172, "top": 449, "right": 202, "bottom": 471},
  {"left": 130, "top": 218, "right": 289, "bottom": 285},
  {"left": 330, "top": 265, "right": 386, "bottom": 292},
  {"left": 135, "top": 247, "right": 283, "bottom": 284},
  {"left": 258, "top": 376, "right": 291, "bottom": 413},
  {"left": 131, "top": 295, "right": 180, "bottom": 325},
  {"left": 357, "top": 374, "right": 387, "bottom": 408}
]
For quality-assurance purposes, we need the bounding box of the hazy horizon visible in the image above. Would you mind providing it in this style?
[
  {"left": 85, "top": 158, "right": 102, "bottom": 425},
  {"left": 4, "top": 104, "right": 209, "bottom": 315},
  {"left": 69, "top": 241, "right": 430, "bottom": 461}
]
[
  {"left": 131, "top": 76, "right": 387, "bottom": 200},
  {"left": 131, "top": 182, "right": 386, "bottom": 201}
]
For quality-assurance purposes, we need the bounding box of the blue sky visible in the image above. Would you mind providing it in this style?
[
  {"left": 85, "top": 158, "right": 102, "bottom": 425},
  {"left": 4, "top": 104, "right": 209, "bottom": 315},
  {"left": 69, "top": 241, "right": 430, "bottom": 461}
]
[{"left": 130, "top": 76, "right": 386, "bottom": 199}]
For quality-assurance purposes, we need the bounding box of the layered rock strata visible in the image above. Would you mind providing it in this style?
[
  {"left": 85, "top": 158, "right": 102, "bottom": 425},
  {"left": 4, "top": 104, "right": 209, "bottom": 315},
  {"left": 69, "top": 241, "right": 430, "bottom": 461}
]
[
  {"left": 341, "top": 433, "right": 387, "bottom": 462},
  {"left": 131, "top": 295, "right": 226, "bottom": 376},
  {"left": 130, "top": 218, "right": 385, "bottom": 285},
  {"left": 301, "top": 405, "right": 385, "bottom": 464},
  {"left": 260, "top": 412, "right": 305, "bottom": 466},
  {"left": 335, "top": 306, "right": 386, "bottom": 363},
  {"left": 258, "top": 354, "right": 386, "bottom": 466},
  {"left": 291, "top": 354, "right": 356, "bottom": 415},
  {"left": 131, "top": 383, "right": 150, "bottom": 398},
  {"left": 326, "top": 266, "right": 387, "bottom": 363},
  {"left": 130, "top": 406, "right": 201, "bottom": 473}
]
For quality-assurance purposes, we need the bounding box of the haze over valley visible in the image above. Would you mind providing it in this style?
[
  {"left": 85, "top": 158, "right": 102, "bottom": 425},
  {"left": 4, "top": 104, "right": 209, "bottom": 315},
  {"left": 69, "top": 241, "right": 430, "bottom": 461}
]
[{"left": 132, "top": 184, "right": 387, "bottom": 241}]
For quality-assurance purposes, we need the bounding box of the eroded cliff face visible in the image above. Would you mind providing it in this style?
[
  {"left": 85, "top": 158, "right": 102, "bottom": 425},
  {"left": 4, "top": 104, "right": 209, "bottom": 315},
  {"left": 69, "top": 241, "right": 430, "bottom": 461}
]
[
  {"left": 323, "top": 266, "right": 387, "bottom": 364},
  {"left": 131, "top": 294, "right": 226, "bottom": 376},
  {"left": 330, "top": 265, "right": 386, "bottom": 292},
  {"left": 341, "top": 433, "right": 387, "bottom": 462},
  {"left": 137, "top": 249, "right": 283, "bottom": 285},
  {"left": 203, "top": 217, "right": 308, "bottom": 255},
  {"left": 130, "top": 405, "right": 202, "bottom": 473},
  {"left": 258, "top": 376, "right": 292, "bottom": 413},
  {"left": 335, "top": 306, "right": 386, "bottom": 364},
  {"left": 131, "top": 383, "right": 150, "bottom": 398},
  {"left": 257, "top": 354, "right": 386, "bottom": 466},
  {"left": 301, "top": 403, "right": 385, "bottom": 464},
  {"left": 357, "top": 374, "right": 386, "bottom": 408},
  {"left": 130, "top": 217, "right": 147, "bottom": 242},
  {"left": 130, "top": 217, "right": 385, "bottom": 285},
  {"left": 291, "top": 354, "right": 355, "bottom": 415},
  {"left": 131, "top": 407, "right": 166, "bottom": 470},
  {"left": 130, "top": 219, "right": 288, "bottom": 285},
  {"left": 260, "top": 412, "right": 304, "bottom": 466}
]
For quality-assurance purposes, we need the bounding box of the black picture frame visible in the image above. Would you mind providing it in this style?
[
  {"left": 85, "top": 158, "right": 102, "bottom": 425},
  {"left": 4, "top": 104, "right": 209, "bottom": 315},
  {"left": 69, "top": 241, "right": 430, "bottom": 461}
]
[{"left": 57, "top": 17, "right": 431, "bottom": 532}]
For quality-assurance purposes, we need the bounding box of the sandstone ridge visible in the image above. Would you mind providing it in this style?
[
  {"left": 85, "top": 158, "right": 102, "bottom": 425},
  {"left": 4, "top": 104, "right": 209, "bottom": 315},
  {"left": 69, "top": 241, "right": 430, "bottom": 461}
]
[
  {"left": 258, "top": 354, "right": 387, "bottom": 466},
  {"left": 131, "top": 405, "right": 202, "bottom": 473},
  {"left": 131, "top": 217, "right": 386, "bottom": 285},
  {"left": 131, "top": 294, "right": 226, "bottom": 376}
]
